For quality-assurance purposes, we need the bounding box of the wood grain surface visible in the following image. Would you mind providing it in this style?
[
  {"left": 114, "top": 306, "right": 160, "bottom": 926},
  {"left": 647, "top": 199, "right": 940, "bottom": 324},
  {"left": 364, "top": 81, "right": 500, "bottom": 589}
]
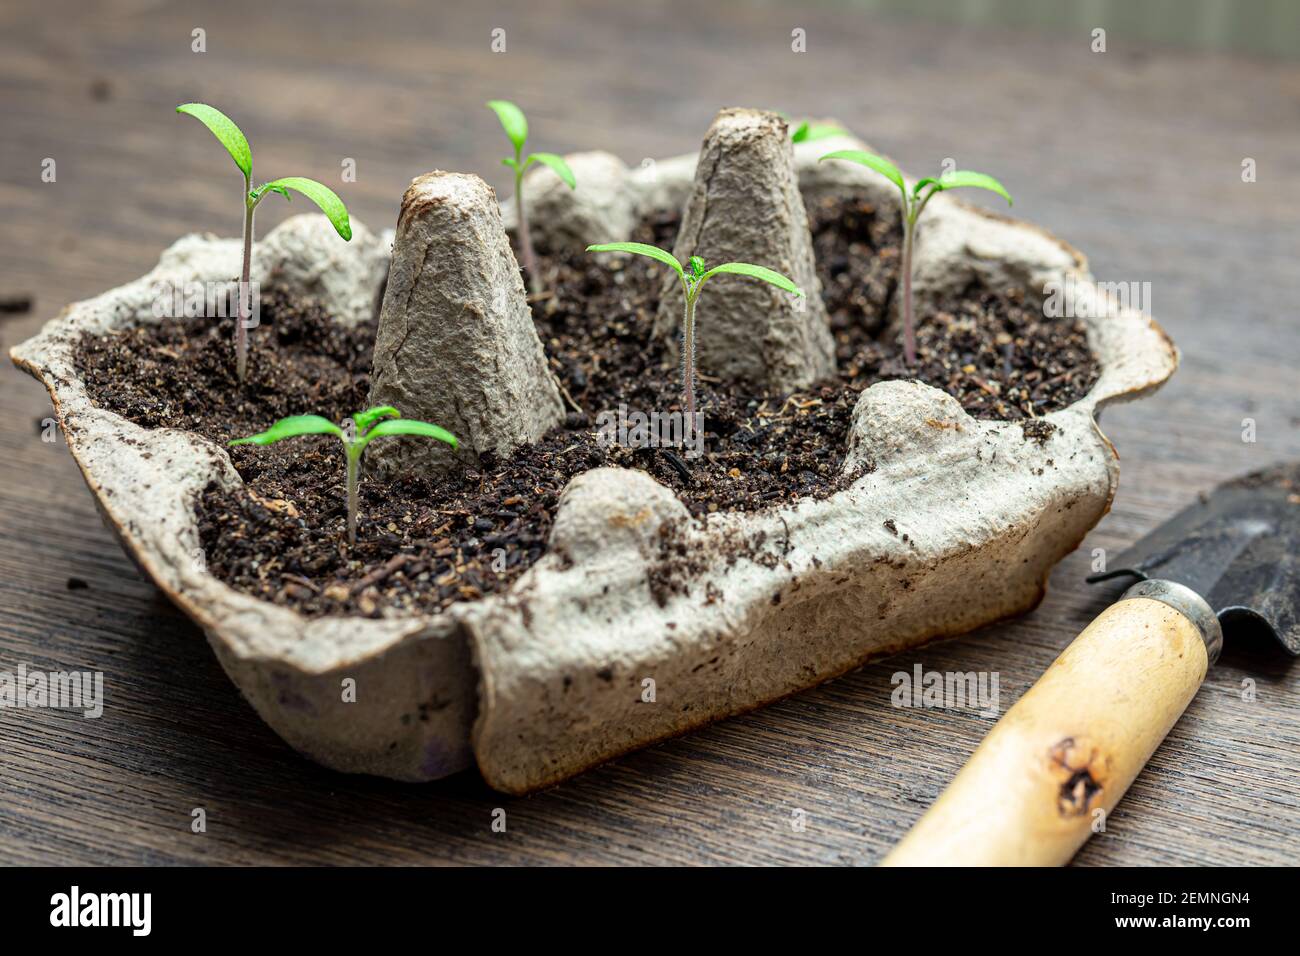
[{"left": 1, "top": 0, "right": 1297, "bottom": 866}]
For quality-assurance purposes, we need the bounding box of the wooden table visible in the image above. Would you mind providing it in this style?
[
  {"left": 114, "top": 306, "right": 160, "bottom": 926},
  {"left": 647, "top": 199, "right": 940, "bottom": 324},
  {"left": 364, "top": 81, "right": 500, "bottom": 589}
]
[{"left": 2, "top": 0, "right": 1297, "bottom": 866}]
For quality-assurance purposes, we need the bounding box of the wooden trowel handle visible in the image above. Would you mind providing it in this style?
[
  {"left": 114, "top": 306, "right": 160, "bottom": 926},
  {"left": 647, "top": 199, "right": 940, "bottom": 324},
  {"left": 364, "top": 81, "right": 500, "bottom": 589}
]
[{"left": 881, "top": 580, "right": 1222, "bottom": 867}]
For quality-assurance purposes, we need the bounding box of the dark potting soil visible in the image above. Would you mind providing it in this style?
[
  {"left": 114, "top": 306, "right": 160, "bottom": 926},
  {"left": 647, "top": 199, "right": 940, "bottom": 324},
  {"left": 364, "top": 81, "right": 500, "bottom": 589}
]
[{"left": 74, "top": 193, "right": 1098, "bottom": 618}]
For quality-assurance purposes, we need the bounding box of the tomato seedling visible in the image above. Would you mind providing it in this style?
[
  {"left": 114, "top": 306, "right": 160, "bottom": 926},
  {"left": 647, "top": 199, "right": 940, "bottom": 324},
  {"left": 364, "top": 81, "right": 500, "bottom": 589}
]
[
  {"left": 177, "top": 103, "right": 352, "bottom": 383},
  {"left": 487, "top": 99, "right": 576, "bottom": 295},
  {"left": 586, "top": 242, "right": 803, "bottom": 447},
  {"left": 230, "top": 406, "right": 456, "bottom": 547},
  {"left": 820, "top": 150, "right": 1011, "bottom": 365}
]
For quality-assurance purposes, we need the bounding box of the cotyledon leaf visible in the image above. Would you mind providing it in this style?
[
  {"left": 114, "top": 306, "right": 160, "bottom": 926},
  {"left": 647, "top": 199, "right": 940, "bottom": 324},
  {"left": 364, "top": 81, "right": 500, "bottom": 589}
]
[
  {"left": 586, "top": 242, "right": 685, "bottom": 280},
  {"left": 527, "top": 151, "right": 576, "bottom": 190},
  {"left": 360, "top": 419, "right": 458, "bottom": 450},
  {"left": 177, "top": 103, "right": 252, "bottom": 178},
  {"left": 936, "top": 169, "right": 1013, "bottom": 205},
  {"left": 818, "top": 149, "right": 905, "bottom": 193},
  {"left": 700, "top": 262, "right": 804, "bottom": 296},
  {"left": 228, "top": 415, "right": 343, "bottom": 446},
  {"left": 259, "top": 176, "right": 353, "bottom": 240},
  {"left": 487, "top": 99, "right": 528, "bottom": 152}
]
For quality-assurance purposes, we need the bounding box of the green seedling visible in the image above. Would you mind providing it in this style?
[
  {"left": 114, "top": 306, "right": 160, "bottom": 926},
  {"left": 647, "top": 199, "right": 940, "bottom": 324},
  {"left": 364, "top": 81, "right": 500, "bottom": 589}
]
[
  {"left": 487, "top": 99, "right": 576, "bottom": 295},
  {"left": 586, "top": 242, "right": 803, "bottom": 446},
  {"left": 177, "top": 103, "right": 352, "bottom": 384},
  {"left": 229, "top": 406, "right": 456, "bottom": 547},
  {"left": 819, "top": 150, "right": 1011, "bottom": 366}
]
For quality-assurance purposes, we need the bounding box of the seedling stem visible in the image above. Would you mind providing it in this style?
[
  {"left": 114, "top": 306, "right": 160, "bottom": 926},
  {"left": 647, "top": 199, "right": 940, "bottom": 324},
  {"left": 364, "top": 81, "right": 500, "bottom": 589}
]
[
  {"left": 513, "top": 156, "right": 540, "bottom": 295},
  {"left": 237, "top": 191, "right": 255, "bottom": 382}
]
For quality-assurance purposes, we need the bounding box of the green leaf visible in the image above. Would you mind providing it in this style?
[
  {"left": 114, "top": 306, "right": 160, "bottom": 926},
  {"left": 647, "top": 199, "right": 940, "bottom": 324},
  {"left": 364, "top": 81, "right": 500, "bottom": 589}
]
[
  {"left": 808, "top": 123, "right": 847, "bottom": 142},
  {"left": 936, "top": 170, "right": 1013, "bottom": 206},
  {"left": 177, "top": 103, "right": 252, "bottom": 179},
  {"left": 818, "top": 149, "right": 905, "bottom": 193},
  {"left": 527, "top": 152, "right": 576, "bottom": 190},
  {"left": 259, "top": 183, "right": 291, "bottom": 201},
  {"left": 586, "top": 242, "right": 684, "bottom": 280},
  {"left": 689, "top": 256, "right": 706, "bottom": 279},
  {"left": 793, "top": 122, "right": 846, "bottom": 143},
  {"left": 228, "top": 415, "right": 343, "bottom": 446},
  {"left": 486, "top": 100, "right": 528, "bottom": 152},
  {"left": 699, "top": 262, "right": 804, "bottom": 297},
  {"left": 259, "top": 177, "right": 353, "bottom": 240},
  {"left": 502, "top": 157, "right": 520, "bottom": 171},
  {"left": 912, "top": 177, "right": 941, "bottom": 197},
  {"left": 352, "top": 406, "right": 400, "bottom": 434},
  {"left": 360, "top": 418, "right": 458, "bottom": 451}
]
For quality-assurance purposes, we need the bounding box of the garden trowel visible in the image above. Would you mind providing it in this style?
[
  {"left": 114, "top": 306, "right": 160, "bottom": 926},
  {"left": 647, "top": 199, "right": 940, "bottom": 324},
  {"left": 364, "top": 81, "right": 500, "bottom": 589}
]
[{"left": 882, "top": 462, "right": 1299, "bottom": 866}]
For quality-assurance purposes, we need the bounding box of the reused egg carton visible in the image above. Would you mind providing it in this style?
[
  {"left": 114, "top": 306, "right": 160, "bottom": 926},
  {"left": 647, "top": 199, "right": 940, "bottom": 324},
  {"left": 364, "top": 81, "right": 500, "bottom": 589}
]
[{"left": 11, "top": 113, "right": 1175, "bottom": 793}]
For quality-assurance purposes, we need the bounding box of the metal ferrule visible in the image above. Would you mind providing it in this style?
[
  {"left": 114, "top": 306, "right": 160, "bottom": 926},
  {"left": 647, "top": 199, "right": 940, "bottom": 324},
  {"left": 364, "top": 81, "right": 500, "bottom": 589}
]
[{"left": 1121, "top": 579, "right": 1224, "bottom": 665}]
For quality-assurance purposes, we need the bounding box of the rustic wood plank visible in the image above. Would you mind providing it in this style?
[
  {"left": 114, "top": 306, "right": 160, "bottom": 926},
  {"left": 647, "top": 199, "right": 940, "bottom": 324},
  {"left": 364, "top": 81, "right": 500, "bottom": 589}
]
[{"left": 1, "top": 0, "right": 1297, "bottom": 865}]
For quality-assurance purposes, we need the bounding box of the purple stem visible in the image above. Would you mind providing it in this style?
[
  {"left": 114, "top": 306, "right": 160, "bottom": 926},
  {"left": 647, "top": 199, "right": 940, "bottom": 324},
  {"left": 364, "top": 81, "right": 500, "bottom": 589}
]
[
  {"left": 901, "top": 215, "right": 916, "bottom": 367},
  {"left": 236, "top": 190, "right": 255, "bottom": 384},
  {"left": 515, "top": 171, "right": 541, "bottom": 296},
  {"left": 682, "top": 291, "right": 697, "bottom": 446},
  {"left": 345, "top": 444, "right": 360, "bottom": 547}
]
